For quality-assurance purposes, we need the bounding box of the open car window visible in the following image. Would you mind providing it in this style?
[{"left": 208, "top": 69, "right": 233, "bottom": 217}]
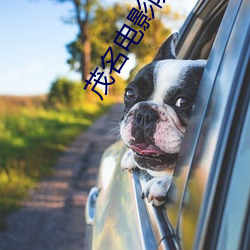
[
  {"left": 135, "top": 0, "right": 231, "bottom": 247},
  {"left": 164, "top": 0, "right": 250, "bottom": 248}
]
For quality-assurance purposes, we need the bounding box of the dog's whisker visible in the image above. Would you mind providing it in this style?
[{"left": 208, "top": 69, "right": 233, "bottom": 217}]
[
  {"left": 107, "top": 121, "right": 120, "bottom": 126},
  {"left": 105, "top": 126, "right": 119, "bottom": 135},
  {"left": 106, "top": 133, "right": 120, "bottom": 139},
  {"left": 105, "top": 126, "right": 119, "bottom": 134},
  {"left": 106, "top": 118, "right": 121, "bottom": 125},
  {"left": 105, "top": 127, "right": 120, "bottom": 140},
  {"left": 115, "top": 134, "right": 122, "bottom": 143}
]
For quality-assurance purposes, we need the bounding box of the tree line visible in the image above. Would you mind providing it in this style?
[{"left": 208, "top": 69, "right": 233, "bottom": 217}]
[{"left": 49, "top": 0, "right": 174, "bottom": 101}]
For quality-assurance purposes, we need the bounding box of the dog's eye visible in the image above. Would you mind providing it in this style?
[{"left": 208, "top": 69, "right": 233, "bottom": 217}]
[
  {"left": 175, "top": 97, "right": 192, "bottom": 108},
  {"left": 125, "top": 89, "right": 136, "bottom": 100}
]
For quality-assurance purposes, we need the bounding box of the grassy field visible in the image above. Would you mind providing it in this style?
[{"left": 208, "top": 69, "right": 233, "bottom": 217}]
[{"left": 0, "top": 95, "right": 112, "bottom": 230}]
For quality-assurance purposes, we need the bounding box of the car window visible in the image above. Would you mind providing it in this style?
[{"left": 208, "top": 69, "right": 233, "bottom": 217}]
[
  {"left": 134, "top": 0, "right": 230, "bottom": 248},
  {"left": 166, "top": 0, "right": 231, "bottom": 231},
  {"left": 165, "top": 0, "right": 249, "bottom": 248},
  {"left": 215, "top": 75, "right": 250, "bottom": 250}
]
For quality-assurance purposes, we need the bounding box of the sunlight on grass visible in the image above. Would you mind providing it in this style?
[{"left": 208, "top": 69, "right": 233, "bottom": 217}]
[
  {"left": 0, "top": 168, "right": 35, "bottom": 230},
  {"left": 0, "top": 96, "right": 112, "bottom": 230}
]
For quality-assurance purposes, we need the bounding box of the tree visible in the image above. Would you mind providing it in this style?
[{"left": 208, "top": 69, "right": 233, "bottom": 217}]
[
  {"left": 65, "top": 3, "right": 131, "bottom": 100},
  {"left": 52, "top": 0, "right": 98, "bottom": 100},
  {"left": 66, "top": 3, "right": 172, "bottom": 90},
  {"left": 66, "top": 3, "right": 130, "bottom": 71},
  {"left": 54, "top": 2, "right": 175, "bottom": 100}
]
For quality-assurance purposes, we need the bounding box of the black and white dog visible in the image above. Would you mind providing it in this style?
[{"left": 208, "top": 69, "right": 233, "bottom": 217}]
[{"left": 120, "top": 33, "right": 206, "bottom": 206}]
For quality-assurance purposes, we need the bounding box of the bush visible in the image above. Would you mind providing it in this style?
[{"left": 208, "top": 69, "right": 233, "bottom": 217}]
[{"left": 48, "top": 77, "right": 85, "bottom": 108}]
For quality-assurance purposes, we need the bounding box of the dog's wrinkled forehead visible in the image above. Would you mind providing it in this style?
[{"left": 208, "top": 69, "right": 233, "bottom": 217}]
[
  {"left": 152, "top": 59, "right": 206, "bottom": 103},
  {"left": 122, "top": 33, "right": 206, "bottom": 117},
  {"left": 122, "top": 59, "right": 206, "bottom": 117}
]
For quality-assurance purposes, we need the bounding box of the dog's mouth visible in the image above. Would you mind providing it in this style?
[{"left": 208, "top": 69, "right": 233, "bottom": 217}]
[{"left": 129, "top": 143, "right": 178, "bottom": 165}]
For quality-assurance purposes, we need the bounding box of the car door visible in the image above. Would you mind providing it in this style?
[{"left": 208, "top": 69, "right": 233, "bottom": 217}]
[{"left": 166, "top": 0, "right": 250, "bottom": 248}]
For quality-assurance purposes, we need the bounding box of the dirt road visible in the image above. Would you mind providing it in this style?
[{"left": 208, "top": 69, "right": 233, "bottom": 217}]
[{"left": 0, "top": 103, "right": 123, "bottom": 250}]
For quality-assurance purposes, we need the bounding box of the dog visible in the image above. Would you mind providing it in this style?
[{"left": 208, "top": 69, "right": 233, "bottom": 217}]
[{"left": 120, "top": 33, "right": 206, "bottom": 206}]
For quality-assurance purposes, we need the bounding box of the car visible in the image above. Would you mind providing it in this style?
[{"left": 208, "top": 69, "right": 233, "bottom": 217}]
[{"left": 85, "top": 0, "right": 250, "bottom": 249}]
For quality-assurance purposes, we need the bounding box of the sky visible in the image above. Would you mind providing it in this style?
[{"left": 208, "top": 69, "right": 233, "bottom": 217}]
[{"left": 0, "top": 0, "right": 197, "bottom": 96}]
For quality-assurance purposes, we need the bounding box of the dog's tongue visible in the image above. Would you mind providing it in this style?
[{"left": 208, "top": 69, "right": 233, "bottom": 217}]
[{"left": 130, "top": 143, "right": 163, "bottom": 155}]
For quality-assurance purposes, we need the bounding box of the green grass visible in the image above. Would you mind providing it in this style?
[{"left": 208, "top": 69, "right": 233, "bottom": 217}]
[{"left": 0, "top": 98, "right": 112, "bottom": 230}]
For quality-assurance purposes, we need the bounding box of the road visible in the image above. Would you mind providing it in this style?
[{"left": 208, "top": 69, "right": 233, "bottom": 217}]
[{"left": 0, "top": 103, "right": 124, "bottom": 250}]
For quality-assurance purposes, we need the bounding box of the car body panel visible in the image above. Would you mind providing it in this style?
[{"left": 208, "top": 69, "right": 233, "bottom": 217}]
[{"left": 92, "top": 142, "right": 159, "bottom": 250}]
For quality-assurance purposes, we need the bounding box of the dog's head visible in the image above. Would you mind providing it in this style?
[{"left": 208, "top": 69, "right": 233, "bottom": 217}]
[{"left": 120, "top": 33, "right": 206, "bottom": 174}]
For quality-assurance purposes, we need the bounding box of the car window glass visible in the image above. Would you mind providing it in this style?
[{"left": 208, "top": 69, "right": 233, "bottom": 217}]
[
  {"left": 164, "top": 0, "right": 245, "bottom": 248},
  {"left": 166, "top": 0, "right": 231, "bottom": 231},
  {"left": 216, "top": 100, "right": 250, "bottom": 249},
  {"left": 182, "top": 3, "right": 248, "bottom": 250}
]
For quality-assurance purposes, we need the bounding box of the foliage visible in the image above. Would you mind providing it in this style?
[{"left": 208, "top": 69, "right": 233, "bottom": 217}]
[
  {"left": 66, "top": 3, "right": 130, "bottom": 70},
  {"left": 48, "top": 76, "right": 121, "bottom": 104},
  {"left": 54, "top": 1, "right": 175, "bottom": 101},
  {"left": 0, "top": 96, "right": 111, "bottom": 230},
  {"left": 66, "top": 3, "right": 172, "bottom": 79},
  {"left": 48, "top": 77, "right": 85, "bottom": 108},
  {"left": 130, "top": 10, "right": 172, "bottom": 66},
  {"left": 89, "top": 4, "right": 131, "bottom": 67}
]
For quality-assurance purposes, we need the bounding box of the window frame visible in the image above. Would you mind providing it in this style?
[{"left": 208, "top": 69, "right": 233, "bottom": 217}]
[
  {"left": 135, "top": 0, "right": 232, "bottom": 248},
  {"left": 163, "top": 0, "right": 250, "bottom": 249}
]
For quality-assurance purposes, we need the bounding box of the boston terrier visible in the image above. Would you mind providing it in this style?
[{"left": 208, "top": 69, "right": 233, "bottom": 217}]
[{"left": 120, "top": 33, "right": 206, "bottom": 206}]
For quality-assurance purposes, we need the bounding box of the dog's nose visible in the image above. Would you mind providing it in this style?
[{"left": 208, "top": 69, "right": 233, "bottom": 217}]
[{"left": 135, "top": 109, "right": 159, "bottom": 130}]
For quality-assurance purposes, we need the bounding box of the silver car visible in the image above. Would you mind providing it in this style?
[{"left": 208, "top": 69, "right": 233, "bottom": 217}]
[{"left": 85, "top": 0, "right": 250, "bottom": 249}]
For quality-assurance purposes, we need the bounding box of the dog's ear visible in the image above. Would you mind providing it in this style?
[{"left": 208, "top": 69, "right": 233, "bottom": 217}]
[{"left": 153, "top": 32, "right": 179, "bottom": 61}]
